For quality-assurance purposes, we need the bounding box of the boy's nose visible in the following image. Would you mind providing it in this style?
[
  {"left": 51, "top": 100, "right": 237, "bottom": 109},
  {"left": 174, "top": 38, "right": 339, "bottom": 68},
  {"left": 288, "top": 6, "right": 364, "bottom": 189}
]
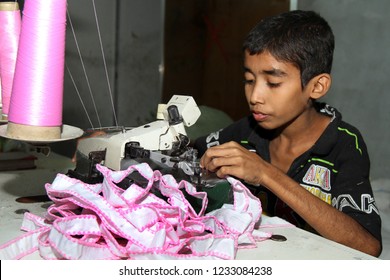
[{"left": 249, "top": 83, "right": 266, "bottom": 104}]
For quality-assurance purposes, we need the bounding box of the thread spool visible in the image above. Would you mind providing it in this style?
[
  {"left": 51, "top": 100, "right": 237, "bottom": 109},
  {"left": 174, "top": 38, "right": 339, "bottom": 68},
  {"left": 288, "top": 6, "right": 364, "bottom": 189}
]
[
  {"left": 0, "top": 2, "right": 21, "bottom": 122},
  {"left": 1, "top": 0, "right": 83, "bottom": 142},
  {"left": 7, "top": 0, "right": 65, "bottom": 140}
]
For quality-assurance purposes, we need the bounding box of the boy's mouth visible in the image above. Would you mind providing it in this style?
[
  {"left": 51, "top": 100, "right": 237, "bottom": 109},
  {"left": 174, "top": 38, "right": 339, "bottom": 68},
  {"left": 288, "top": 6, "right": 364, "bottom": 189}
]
[{"left": 252, "top": 111, "right": 269, "bottom": 121}]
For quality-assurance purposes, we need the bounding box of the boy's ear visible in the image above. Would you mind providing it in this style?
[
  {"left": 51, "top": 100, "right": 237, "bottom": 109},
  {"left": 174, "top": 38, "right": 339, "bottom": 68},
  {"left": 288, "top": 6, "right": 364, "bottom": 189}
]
[{"left": 309, "top": 73, "right": 332, "bottom": 100}]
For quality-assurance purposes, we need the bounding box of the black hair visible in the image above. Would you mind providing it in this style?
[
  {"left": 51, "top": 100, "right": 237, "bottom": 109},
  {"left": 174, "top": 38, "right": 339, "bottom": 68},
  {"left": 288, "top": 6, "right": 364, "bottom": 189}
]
[{"left": 243, "top": 10, "right": 335, "bottom": 88}]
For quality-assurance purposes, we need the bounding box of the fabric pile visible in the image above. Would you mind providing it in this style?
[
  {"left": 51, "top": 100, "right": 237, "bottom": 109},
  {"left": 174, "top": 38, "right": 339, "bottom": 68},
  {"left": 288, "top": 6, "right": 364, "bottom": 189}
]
[{"left": 0, "top": 163, "right": 271, "bottom": 260}]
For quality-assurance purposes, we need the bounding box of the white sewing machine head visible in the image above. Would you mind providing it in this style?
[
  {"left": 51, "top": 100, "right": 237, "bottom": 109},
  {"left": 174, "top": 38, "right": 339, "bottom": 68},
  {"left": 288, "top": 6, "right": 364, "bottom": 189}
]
[{"left": 69, "top": 95, "right": 202, "bottom": 183}]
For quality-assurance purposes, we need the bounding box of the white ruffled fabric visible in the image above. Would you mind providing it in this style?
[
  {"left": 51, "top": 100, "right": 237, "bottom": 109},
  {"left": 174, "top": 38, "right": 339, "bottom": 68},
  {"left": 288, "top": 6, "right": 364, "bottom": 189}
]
[{"left": 0, "top": 163, "right": 273, "bottom": 260}]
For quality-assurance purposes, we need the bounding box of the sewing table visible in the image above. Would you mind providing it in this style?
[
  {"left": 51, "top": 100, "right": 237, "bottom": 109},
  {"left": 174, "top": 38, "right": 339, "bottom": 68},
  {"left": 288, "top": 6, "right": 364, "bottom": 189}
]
[{"left": 0, "top": 152, "right": 376, "bottom": 260}]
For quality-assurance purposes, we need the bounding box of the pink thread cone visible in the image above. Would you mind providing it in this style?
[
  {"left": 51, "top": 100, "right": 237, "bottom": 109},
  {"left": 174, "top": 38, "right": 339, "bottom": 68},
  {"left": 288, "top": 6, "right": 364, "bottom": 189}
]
[
  {"left": 0, "top": 3, "right": 21, "bottom": 118},
  {"left": 8, "top": 0, "right": 67, "bottom": 127}
]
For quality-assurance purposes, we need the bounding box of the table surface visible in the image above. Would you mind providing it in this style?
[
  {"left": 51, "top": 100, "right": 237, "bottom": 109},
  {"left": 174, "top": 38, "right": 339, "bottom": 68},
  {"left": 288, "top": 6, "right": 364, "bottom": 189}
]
[{"left": 0, "top": 151, "right": 377, "bottom": 260}]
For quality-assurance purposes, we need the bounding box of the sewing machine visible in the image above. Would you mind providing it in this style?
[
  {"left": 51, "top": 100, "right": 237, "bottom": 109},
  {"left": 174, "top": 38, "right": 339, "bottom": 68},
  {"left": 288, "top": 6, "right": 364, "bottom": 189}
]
[
  {"left": 68, "top": 95, "right": 231, "bottom": 211},
  {"left": 69, "top": 95, "right": 204, "bottom": 185}
]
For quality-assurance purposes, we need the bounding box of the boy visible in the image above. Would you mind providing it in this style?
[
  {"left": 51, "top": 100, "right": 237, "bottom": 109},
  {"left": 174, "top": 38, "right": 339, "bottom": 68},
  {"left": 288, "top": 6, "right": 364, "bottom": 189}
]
[{"left": 195, "top": 10, "right": 382, "bottom": 257}]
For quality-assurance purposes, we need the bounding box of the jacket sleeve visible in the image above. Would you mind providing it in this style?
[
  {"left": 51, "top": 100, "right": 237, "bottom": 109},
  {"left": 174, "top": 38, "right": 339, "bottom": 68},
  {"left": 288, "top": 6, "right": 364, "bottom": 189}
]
[{"left": 332, "top": 126, "right": 382, "bottom": 244}]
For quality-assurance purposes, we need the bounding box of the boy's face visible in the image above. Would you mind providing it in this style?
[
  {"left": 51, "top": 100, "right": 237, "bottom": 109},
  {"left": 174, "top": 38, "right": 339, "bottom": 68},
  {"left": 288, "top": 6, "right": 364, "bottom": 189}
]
[{"left": 243, "top": 50, "right": 312, "bottom": 130}]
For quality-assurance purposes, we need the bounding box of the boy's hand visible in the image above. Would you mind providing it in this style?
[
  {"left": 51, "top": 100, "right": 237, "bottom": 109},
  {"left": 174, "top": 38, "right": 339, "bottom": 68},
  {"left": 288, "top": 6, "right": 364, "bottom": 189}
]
[{"left": 199, "top": 141, "right": 265, "bottom": 186}]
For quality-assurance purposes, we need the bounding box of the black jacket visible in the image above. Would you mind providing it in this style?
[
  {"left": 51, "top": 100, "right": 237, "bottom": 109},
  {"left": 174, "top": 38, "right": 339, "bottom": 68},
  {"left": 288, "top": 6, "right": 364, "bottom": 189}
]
[{"left": 195, "top": 103, "right": 382, "bottom": 243}]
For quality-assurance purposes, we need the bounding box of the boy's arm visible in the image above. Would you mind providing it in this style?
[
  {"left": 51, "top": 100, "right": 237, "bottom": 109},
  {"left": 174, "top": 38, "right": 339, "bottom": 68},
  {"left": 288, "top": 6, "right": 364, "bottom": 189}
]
[
  {"left": 262, "top": 163, "right": 382, "bottom": 257},
  {"left": 200, "top": 141, "right": 382, "bottom": 257}
]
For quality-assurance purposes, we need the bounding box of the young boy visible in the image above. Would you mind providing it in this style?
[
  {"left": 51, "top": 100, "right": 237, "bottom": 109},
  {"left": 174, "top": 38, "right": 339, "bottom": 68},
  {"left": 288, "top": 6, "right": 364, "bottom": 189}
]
[{"left": 195, "top": 10, "right": 382, "bottom": 257}]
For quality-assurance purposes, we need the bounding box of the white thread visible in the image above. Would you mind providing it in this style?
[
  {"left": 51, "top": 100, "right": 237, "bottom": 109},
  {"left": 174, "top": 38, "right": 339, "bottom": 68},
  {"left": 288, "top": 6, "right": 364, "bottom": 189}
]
[{"left": 67, "top": 9, "right": 102, "bottom": 129}]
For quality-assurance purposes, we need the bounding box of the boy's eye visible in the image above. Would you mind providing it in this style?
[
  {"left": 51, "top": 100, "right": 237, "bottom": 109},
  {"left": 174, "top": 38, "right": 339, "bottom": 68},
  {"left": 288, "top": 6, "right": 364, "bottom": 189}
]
[
  {"left": 267, "top": 82, "right": 281, "bottom": 88},
  {"left": 243, "top": 79, "right": 255, "bottom": 85}
]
